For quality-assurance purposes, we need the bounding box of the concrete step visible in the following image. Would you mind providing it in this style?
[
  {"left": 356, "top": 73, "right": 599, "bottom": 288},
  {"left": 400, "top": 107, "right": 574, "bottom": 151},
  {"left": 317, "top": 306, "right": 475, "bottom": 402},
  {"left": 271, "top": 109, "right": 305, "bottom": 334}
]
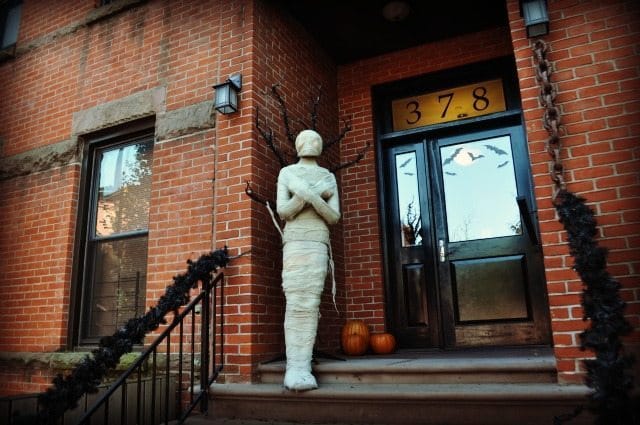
[
  {"left": 203, "top": 382, "right": 592, "bottom": 425},
  {"left": 259, "top": 347, "right": 558, "bottom": 385}
]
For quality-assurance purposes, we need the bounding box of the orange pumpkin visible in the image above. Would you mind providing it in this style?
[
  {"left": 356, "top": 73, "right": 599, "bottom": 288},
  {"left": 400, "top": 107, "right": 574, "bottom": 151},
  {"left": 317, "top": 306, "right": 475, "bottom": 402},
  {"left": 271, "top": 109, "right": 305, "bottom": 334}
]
[
  {"left": 342, "top": 334, "right": 368, "bottom": 356},
  {"left": 341, "top": 320, "right": 370, "bottom": 355},
  {"left": 369, "top": 333, "right": 396, "bottom": 354},
  {"left": 341, "top": 319, "right": 369, "bottom": 344}
]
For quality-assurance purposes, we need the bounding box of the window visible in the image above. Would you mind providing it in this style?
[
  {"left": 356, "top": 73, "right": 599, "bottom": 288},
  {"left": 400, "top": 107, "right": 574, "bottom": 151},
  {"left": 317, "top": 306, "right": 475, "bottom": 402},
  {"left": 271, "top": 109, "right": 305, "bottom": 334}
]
[
  {"left": 0, "top": 0, "right": 22, "bottom": 58},
  {"left": 77, "top": 129, "right": 154, "bottom": 344}
]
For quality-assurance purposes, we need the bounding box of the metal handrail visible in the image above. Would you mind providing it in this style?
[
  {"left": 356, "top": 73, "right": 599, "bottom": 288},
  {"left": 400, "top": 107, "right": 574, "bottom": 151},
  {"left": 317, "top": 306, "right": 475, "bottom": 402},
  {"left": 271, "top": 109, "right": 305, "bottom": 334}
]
[{"left": 76, "top": 272, "right": 224, "bottom": 425}]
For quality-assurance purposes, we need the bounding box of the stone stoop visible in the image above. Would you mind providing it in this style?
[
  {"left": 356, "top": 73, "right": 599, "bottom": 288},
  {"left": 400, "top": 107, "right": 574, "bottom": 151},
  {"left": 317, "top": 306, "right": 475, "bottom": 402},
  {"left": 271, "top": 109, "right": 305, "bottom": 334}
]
[
  {"left": 258, "top": 349, "right": 558, "bottom": 385},
  {"left": 203, "top": 382, "right": 591, "bottom": 425},
  {"left": 192, "top": 348, "right": 593, "bottom": 425}
]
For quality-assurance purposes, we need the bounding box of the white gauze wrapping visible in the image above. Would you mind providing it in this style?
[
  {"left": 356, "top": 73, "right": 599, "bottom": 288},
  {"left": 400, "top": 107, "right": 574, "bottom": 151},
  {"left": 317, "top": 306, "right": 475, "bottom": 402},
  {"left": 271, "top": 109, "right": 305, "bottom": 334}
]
[{"left": 282, "top": 241, "right": 327, "bottom": 390}]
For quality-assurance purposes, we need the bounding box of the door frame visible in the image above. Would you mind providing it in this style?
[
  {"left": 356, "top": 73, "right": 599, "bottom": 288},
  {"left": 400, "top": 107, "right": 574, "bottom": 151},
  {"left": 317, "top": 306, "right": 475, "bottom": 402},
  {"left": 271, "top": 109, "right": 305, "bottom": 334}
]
[{"left": 373, "top": 56, "right": 550, "bottom": 349}]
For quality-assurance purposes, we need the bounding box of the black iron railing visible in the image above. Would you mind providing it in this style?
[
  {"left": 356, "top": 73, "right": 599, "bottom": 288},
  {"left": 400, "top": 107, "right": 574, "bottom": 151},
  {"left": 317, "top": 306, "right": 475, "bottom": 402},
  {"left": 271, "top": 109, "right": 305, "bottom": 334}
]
[{"left": 73, "top": 271, "right": 225, "bottom": 425}]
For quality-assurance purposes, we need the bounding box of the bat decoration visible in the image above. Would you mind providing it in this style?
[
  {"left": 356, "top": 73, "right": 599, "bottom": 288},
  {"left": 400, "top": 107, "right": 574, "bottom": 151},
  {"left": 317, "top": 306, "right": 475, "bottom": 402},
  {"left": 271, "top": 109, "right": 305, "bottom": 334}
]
[
  {"left": 399, "top": 157, "right": 413, "bottom": 168},
  {"left": 484, "top": 144, "right": 508, "bottom": 155},
  {"left": 442, "top": 147, "right": 464, "bottom": 166},
  {"left": 467, "top": 152, "right": 484, "bottom": 161}
]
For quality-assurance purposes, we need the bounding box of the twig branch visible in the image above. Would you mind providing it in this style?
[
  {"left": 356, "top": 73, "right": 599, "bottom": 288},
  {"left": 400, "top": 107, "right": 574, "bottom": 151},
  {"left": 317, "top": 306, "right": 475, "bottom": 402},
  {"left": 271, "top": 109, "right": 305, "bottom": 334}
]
[
  {"left": 256, "top": 107, "right": 289, "bottom": 168},
  {"left": 325, "top": 117, "right": 352, "bottom": 150},
  {"left": 244, "top": 181, "right": 274, "bottom": 206},
  {"left": 329, "top": 143, "right": 371, "bottom": 173},
  {"left": 311, "top": 85, "right": 322, "bottom": 131},
  {"left": 270, "top": 84, "right": 296, "bottom": 148}
]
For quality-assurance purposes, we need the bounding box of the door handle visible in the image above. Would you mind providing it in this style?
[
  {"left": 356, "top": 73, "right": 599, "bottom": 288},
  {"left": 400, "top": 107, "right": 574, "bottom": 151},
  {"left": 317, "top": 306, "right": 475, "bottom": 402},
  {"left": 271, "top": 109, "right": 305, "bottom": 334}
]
[
  {"left": 516, "top": 196, "right": 540, "bottom": 246},
  {"left": 439, "top": 239, "right": 447, "bottom": 263}
]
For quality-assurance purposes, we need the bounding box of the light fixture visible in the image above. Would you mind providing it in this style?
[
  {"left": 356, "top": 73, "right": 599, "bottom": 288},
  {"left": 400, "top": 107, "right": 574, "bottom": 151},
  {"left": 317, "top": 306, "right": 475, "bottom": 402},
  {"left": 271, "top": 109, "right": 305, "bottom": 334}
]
[
  {"left": 382, "top": 1, "right": 410, "bottom": 23},
  {"left": 521, "top": 0, "right": 549, "bottom": 38},
  {"left": 213, "top": 74, "right": 242, "bottom": 114}
]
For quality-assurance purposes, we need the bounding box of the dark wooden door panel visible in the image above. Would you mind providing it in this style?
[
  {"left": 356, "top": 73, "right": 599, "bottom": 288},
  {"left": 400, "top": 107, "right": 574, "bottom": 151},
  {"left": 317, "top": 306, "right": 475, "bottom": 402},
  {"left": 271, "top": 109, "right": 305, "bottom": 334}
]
[
  {"left": 403, "top": 262, "right": 429, "bottom": 326},
  {"left": 451, "top": 255, "right": 529, "bottom": 323}
]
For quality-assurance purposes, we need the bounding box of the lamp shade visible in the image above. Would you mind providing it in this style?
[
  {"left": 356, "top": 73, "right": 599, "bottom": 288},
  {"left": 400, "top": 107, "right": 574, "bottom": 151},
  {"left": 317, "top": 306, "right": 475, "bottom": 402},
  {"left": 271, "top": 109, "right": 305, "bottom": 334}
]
[
  {"left": 522, "top": 0, "right": 549, "bottom": 38},
  {"left": 213, "top": 74, "right": 242, "bottom": 114}
]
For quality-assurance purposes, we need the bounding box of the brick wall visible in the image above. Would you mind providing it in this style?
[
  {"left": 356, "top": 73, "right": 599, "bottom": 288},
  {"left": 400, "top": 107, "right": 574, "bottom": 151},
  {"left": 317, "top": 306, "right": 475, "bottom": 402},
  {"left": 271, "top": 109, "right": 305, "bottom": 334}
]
[
  {"left": 0, "top": 0, "right": 231, "bottom": 394},
  {"left": 0, "top": 167, "right": 79, "bottom": 351},
  {"left": 507, "top": 0, "right": 640, "bottom": 383}
]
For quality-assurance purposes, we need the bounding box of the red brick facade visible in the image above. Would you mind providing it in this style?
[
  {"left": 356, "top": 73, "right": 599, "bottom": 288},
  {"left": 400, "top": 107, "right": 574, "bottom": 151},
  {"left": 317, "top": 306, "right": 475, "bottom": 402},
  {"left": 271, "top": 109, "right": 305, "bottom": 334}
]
[{"left": 0, "top": 0, "right": 638, "bottom": 395}]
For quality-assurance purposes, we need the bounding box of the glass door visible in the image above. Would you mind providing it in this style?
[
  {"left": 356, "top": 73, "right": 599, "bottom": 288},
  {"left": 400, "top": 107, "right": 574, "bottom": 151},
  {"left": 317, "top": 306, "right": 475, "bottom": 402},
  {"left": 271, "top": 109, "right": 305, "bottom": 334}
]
[
  {"left": 433, "top": 126, "right": 551, "bottom": 347},
  {"left": 383, "top": 125, "right": 551, "bottom": 348},
  {"left": 385, "top": 143, "right": 439, "bottom": 347}
]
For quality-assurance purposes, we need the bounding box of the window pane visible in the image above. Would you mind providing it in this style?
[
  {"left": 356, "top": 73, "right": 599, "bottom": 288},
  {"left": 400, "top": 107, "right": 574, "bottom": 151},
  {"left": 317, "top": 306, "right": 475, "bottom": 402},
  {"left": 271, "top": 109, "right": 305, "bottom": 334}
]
[
  {"left": 1, "top": 2, "right": 22, "bottom": 49},
  {"left": 86, "top": 237, "right": 148, "bottom": 339},
  {"left": 395, "top": 152, "right": 422, "bottom": 247},
  {"left": 440, "top": 136, "right": 521, "bottom": 242},
  {"left": 95, "top": 140, "right": 153, "bottom": 237}
]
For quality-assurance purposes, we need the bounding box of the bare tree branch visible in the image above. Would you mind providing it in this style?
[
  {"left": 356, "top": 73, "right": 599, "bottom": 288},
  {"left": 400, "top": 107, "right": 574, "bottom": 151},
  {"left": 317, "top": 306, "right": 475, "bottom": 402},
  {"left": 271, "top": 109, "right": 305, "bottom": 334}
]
[
  {"left": 310, "top": 85, "right": 322, "bottom": 131},
  {"left": 325, "top": 117, "right": 352, "bottom": 150},
  {"left": 244, "top": 180, "right": 274, "bottom": 206},
  {"left": 270, "top": 84, "right": 296, "bottom": 148},
  {"left": 329, "top": 143, "right": 371, "bottom": 173},
  {"left": 256, "top": 106, "right": 289, "bottom": 168}
]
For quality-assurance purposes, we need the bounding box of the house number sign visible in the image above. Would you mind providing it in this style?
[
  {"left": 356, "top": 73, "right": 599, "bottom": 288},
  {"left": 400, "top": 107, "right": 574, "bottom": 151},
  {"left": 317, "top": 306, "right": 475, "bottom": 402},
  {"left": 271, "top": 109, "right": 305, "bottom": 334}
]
[{"left": 391, "top": 79, "right": 506, "bottom": 131}]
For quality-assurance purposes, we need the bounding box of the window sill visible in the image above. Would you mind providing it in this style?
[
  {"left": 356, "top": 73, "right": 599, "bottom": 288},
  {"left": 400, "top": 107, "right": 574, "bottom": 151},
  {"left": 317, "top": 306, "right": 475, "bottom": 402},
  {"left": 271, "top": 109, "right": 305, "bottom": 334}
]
[
  {"left": 0, "top": 351, "right": 142, "bottom": 371},
  {"left": 0, "top": 44, "right": 17, "bottom": 63}
]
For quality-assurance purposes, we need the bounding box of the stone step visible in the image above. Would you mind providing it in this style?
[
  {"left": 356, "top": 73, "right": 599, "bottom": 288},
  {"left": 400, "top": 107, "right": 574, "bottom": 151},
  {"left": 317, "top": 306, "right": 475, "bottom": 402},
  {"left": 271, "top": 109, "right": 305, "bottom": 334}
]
[
  {"left": 203, "top": 382, "right": 592, "bottom": 425},
  {"left": 259, "top": 347, "right": 558, "bottom": 385}
]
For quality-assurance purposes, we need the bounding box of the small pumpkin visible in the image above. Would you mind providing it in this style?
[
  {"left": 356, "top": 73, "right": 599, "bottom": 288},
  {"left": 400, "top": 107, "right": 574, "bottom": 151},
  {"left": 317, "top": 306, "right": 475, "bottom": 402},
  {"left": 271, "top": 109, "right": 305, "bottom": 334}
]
[
  {"left": 369, "top": 333, "right": 396, "bottom": 354},
  {"left": 341, "top": 319, "right": 369, "bottom": 345},
  {"left": 342, "top": 333, "right": 368, "bottom": 356},
  {"left": 341, "top": 320, "right": 370, "bottom": 349}
]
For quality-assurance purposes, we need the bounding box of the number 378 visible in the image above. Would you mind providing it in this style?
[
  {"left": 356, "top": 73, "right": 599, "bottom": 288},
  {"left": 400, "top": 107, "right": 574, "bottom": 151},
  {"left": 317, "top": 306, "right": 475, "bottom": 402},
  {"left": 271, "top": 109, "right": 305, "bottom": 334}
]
[{"left": 405, "top": 86, "right": 491, "bottom": 125}]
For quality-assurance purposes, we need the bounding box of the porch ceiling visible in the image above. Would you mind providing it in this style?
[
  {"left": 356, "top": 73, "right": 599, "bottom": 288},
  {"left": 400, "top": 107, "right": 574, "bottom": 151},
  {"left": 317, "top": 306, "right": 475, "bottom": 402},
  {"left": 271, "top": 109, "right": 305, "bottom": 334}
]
[{"left": 275, "top": 0, "right": 509, "bottom": 64}]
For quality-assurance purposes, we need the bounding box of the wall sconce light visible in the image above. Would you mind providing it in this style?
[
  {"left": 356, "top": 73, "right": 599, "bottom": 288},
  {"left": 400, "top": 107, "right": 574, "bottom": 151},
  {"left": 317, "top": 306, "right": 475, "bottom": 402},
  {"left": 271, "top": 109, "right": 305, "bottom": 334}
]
[
  {"left": 520, "top": 0, "right": 549, "bottom": 38},
  {"left": 382, "top": 1, "right": 410, "bottom": 23},
  {"left": 213, "top": 74, "right": 242, "bottom": 114}
]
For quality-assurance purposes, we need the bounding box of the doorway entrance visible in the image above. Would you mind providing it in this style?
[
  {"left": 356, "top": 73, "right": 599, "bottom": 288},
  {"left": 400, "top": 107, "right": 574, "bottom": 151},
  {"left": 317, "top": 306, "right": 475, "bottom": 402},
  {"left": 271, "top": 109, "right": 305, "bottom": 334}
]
[
  {"left": 383, "top": 125, "right": 551, "bottom": 349},
  {"left": 375, "top": 57, "right": 552, "bottom": 350}
]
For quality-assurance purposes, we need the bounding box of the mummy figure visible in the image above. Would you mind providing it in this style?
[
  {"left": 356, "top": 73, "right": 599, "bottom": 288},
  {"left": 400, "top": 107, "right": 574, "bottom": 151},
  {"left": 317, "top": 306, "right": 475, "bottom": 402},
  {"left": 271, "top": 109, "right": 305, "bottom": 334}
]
[{"left": 276, "top": 129, "right": 340, "bottom": 391}]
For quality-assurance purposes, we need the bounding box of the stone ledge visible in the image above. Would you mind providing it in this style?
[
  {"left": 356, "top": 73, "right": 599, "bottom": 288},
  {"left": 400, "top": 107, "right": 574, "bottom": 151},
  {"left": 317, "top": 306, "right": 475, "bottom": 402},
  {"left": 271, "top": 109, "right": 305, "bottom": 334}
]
[
  {"left": 209, "top": 382, "right": 593, "bottom": 425},
  {"left": 0, "top": 351, "right": 142, "bottom": 371},
  {"left": 0, "top": 138, "right": 79, "bottom": 181},
  {"left": 259, "top": 347, "right": 559, "bottom": 384},
  {"left": 211, "top": 382, "right": 590, "bottom": 402}
]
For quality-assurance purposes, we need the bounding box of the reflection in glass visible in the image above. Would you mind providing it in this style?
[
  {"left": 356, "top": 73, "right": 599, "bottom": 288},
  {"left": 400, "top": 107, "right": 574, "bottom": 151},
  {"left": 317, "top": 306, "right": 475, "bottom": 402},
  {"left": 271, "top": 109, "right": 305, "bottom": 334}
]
[
  {"left": 95, "top": 141, "right": 153, "bottom": 237},
  {"left": 88, "top": 237, "right": 148, "bottom": 338},
  {"left": 440, "top": 136, "right": 521, "bottom": 242},
  {"left": 396, "top": 152, "right": 422, "bottom": 246},
  {"left": 453, "top": 255, "right": 529, "bottom": 322}
]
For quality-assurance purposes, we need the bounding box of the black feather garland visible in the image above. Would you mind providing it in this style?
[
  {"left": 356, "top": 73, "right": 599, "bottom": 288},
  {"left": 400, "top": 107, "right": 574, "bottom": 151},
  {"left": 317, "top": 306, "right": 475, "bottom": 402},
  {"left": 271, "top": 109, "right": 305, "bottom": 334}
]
[
  {"left": 33, "top": 247, "right": 230, "bottom": 425},
  {"left": 554, "top": 190, "right": 636, "bottom": 425}
]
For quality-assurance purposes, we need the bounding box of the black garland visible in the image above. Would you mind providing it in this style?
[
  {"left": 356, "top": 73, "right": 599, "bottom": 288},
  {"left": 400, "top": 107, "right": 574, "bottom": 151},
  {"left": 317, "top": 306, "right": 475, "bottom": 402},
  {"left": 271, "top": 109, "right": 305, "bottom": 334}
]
[
  {"left": 554, "top": 190, "right": 636, "bottom": 425},
  {"left": 31, "top": 247, "right": 230, "bottom": 425}
]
